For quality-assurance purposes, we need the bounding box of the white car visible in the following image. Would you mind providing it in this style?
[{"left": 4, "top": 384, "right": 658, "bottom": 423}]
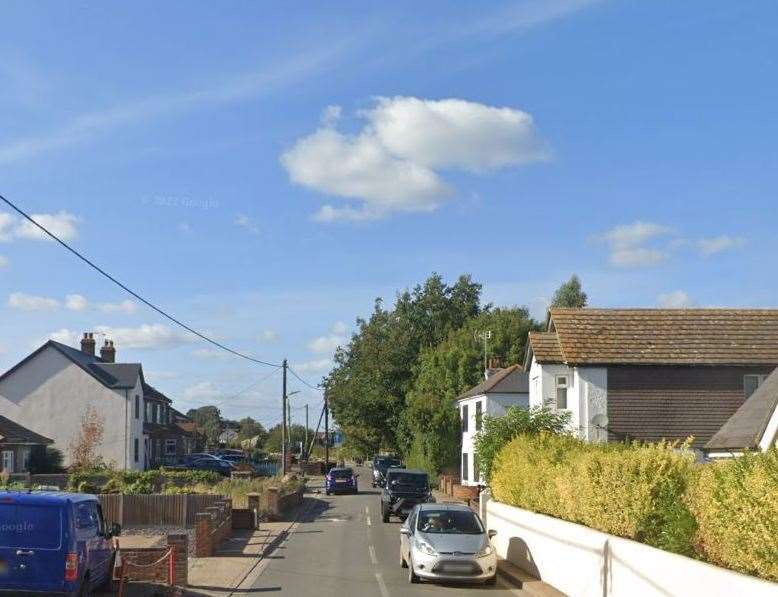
[{"left": 400, "top": 502, "right": 497, "bottom": 585}]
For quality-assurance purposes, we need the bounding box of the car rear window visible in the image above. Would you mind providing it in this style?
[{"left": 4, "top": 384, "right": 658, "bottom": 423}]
[
  {"left": 0, "top": 503, "right": 62, "bottom": 549},
  {"left": 330, "top": 469, "right": 353, "bottom": 478},
  {"left": 387, "top": 472, "right": 428, "bottom": 488}
]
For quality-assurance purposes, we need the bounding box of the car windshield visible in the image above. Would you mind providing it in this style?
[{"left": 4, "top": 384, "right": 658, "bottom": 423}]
[
  {"left": 417, "top": 510, "right": 483, "bottom": 535},
  {"left": 387, "top": 472, "right": 427, "bottom": 488},
  {"left": 330, "top": 469, "right": 353, "bottom": 478},
  {"left": 375, "top": 458, "right": 401, "bottom": 473}
]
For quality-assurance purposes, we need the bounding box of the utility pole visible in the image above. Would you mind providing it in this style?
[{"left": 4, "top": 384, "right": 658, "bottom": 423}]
[
  {"left": 281, "top": 358, "right": 288, "bottom": 475},
  {"left": 304, "top": 404, "right": 309, "bottom": 462},
  {"left": 324, "top": 394, "right": 330, "bottom": 468}
]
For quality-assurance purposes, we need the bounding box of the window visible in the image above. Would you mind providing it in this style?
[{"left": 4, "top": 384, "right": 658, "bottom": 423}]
[
  {"left": 475, "top": 401, "right": 483, "bottom": 431},
  {"left": 462, "top": 452, "right": 469, "bottom": 481},
  {"left": 134, "top": 395, "right": 140, "bottom": 419},
  {"left": 1, "top": 450, "right": 13, "bottom": 473},
  {"left": 153, "top": 403, "right": 159, "bottom": 423},
  {"left": 461, "top": 404, "right": 469, "bottom": 433},
  {"left": 20, "top": 448, "right": 30, "bottom": 472},
  {"left": 744, "top": 374, "right": 768, "bottom": 399},
  {"left": 145, "top": 401, "right": 150, "bottom": 422},
  {"left": 556, "top": 375, "right": 569, "bottom": 409},
  {"left": 76, "top": 502, "right": 99, "bottom": 529},
  {"left": 165, "top": 439, "right": 177, "bottom": 455},
  {"left": 134, "top": 438, "right": 139, "bottom": 463}
]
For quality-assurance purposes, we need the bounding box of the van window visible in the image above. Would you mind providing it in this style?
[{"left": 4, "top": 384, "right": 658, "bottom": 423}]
[
  {"left": 0, "top": 504, "right": 62, "bottom": 550},
  {"left": 76, "top": 502, "right": 100, "bottom": 530}
]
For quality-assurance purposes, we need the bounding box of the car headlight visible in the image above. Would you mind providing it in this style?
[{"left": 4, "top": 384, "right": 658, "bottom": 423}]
[
  {"left": 476, "top": 544, "right": 494, "bottom": 558},
  {"left": 415, "top": 539, "right": 438, "bottom": 557}
]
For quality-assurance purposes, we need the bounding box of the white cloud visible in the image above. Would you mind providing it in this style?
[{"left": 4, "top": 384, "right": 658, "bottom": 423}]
[
  {"left": 34, "top": 328, "right": 78, "bottom": 348},
  {"left": 260, "top": 329, "right": 279, "bottom": 342},
  {"left": 94, "top": 324, "right": 195, "bottom": 349},
  {"left": 182, "top": 381, "right": 221, "bottom": 402},
  {"left": 192, "top": 348, "right": 228, "bottom": 360},
  {"left": 8, "top": 292, "right": 59, "bottom": 311},
  {"left": 696, "top": 235, "right": 745, "bottom": 257},
  {"left": 0, "top": 256, "right": 8, "bottom": 267},
  {"left": 282, "top": 97, "right": 547, "bottom": 221},
  {"left": 0, "top": 211, "right": 80, "bottom": 242},
  {"left": 65, "top": 294, "right": 88, "bottom": 311},
  {"left": 307, "top": 322, "right": 349, "bottom": 354},
  {"left": 234, "top": 214, "right": 260, "bottom": 235},
  {"left": 657, "top": 290, "right": 696, "bottom": 308},
  {"left": 293, "top": 358, "right": 333, "bottom": 374},
  {"left": 597, "top": 221, "right": 672, "bottom": 268}
]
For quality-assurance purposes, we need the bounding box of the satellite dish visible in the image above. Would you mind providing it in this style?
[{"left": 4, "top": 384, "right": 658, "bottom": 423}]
[{"left": 591, "top": 414, "right": 609, "bottom": 428}]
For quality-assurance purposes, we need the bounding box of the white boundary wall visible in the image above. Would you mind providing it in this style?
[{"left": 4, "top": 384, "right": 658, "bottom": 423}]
[{"left": 484, "top": 497, "right": 778, "bottom": 597}]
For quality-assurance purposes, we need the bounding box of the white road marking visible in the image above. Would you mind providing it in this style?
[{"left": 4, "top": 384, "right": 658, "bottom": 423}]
[
  {"left": 366, "top": 516, "right": 372, "bottom": 526},
  {"left": 375, "top": 572, "right": 390, "bottom": 597},
  {"left": 368, "top": 545, "right": 378, "bottom": 565}
]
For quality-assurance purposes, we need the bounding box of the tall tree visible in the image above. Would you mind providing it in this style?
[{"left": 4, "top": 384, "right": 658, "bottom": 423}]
[
  {"left": 238, "top": 417, "right": 267, "bottom": 444},
  {"left": 186, "top": 405, "right": 222, "bottom": 448},
  {"left": 550, "top": 275, "right": 588, "bottom": 308}
]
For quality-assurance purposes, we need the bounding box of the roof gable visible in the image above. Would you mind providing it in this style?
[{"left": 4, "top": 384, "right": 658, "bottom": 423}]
[
  {"left": 456, "top": 365, "right": 529, "bottom": 401},
  {"left": 544, "top": 308, "right": 778, "bottom": 366},
  {"left": 0, "top": 415, "right": 53, "bottom": 445}
]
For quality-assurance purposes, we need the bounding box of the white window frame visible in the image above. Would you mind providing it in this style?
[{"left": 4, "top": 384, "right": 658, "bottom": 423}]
[
  {"left": 744, "top": 374, "right": 768, "bottom": 399},
  {"left": 165, "top": 439, "right": 177, "bottom": 456},
  {"left": 555, "top": 375, "right": 569, "bottom": 410},
  {"left": 461, "top": 404, "right": 469, "bottom": 433}
]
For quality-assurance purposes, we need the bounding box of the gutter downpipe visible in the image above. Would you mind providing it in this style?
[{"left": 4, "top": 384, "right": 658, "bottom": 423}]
[{"left": 124, "top": 389, "right": 129, "bottom": 469}]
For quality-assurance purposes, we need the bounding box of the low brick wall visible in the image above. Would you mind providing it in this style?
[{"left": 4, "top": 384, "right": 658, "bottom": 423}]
[
  {"left": 232, "top": 508, "right": 255, "bottom": 529},
  {"left": 121, "top": 533, "right": 188, "bottom": 587},
  {"left": 452, "top": 483, "right": 479, "bottom": 502},
  {"left": 194, "top": 498, "right": 232, "bottom": 557}
]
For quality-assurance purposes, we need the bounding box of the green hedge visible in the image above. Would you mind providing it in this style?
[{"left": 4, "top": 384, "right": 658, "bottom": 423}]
[
  {"left": 491, "top": 433, "right": 778, "bottom": 581},
  {"left": 67, "top": 468, "right": 221, "bottom": 494}
]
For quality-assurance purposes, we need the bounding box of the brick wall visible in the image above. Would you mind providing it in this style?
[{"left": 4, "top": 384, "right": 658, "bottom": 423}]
[
  {"left": 121, "top": 533, "right": 188, "bottom": 586},
  {"left": 194, "top": 498, "right": 232, "bottom": 557}
]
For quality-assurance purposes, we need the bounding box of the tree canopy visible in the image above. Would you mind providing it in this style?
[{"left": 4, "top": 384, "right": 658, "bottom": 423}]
[{"left": 550, "top": 274, "right": 588, "bottom": 308}]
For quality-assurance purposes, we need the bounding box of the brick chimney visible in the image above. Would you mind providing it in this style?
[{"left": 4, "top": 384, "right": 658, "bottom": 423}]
[
  {"left": 100, "top": 339, "right": 116, "bottom": 363},
  {"left": 80, "top": 332, "right": 96, "bottom": 356},
  {"left": 485, "top": 357, "right": 503, "bottom": 380}
]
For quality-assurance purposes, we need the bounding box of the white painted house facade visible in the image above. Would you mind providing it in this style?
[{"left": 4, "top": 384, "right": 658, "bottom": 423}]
[
  {"left": 457, "top": 365, "right": 529, "bottom": 486},
  {"left": 0, "top": 334, "right": 147, "bottom": 470}
]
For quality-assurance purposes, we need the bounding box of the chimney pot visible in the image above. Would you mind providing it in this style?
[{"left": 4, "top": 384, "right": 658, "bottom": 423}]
[
  {"left": 100, "top": 339, "right": 116, "bottom": 363},
  {"left": 80, "top": 332, "right": 96, "bottom": 356}
]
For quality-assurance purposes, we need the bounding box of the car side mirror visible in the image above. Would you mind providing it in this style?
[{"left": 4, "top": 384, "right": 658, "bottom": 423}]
[
  {"left": 110, "top": 523, "right": 122, "bottom": 537},
  {"left": 400, "top": 528, "right": 411, "bottom": 536},
  {"left": 488, "top": 529, "right": 497, "bottom": 539}
]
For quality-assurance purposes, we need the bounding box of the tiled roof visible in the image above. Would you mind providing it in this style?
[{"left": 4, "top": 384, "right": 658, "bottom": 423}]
[
  {"left": 143, "top": 382, "right": 171, "bottom": 403},
  {"left": 527, "top": 331, "right": 564, "bottom": 364},
  {"left": 0, "top": 415, "right": 53, "bottom": 445},
  {"left": 543, "top": 308, "right": 778, "bottom": 366},
  {"left": 456, "top": 365, "right": 529, "bottom": 401},
  {"left": 705, "top": 368, "right": 778, "bottom": 451}
]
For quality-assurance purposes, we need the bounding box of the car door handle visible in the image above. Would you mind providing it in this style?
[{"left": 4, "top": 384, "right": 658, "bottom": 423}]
[{"left": 15, "top": 550, "right": 34, "bottom": 556}]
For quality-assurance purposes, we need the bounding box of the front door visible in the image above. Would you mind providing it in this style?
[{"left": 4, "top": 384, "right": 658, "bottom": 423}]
[{"left": 2, "top": 450, "right": 14, "bottom": 473}]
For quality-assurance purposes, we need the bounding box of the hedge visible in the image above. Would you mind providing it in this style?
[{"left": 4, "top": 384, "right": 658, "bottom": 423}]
[{"left": 491, "top": 433, "right": 778, "bottom": 581}]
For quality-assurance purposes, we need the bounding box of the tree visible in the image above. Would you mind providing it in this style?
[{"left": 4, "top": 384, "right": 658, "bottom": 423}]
[
  {"left": 324, "top": 273, "right": 484, "bottom": 456},
  {"left": 186, "top": 406, "right": 222, "bottom": 448},
  {"left": 401, "top": 308, "right": 541, "bottom": 476},
  {"left": 68, "top": 406, "right": 105, "bottom": 470},
  {"left": 238, "top": 417, "right": 267, "bottom": 444},
  {"left": 473, "top": 405, "right": 571, "bottom": 482},
  {"left": 550, "top": 275, "right": 588, "bottom": 309},
  {"left": 264, "top": 423, "right": 309, "bottom": 454},
  {"left": 28, "top": 446, "right": 64, "bottom": 473}
]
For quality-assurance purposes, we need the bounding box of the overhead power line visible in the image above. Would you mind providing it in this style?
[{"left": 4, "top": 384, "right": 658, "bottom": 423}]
[
  {"left": 0, "top": 192, "right": 280, "bottom": 368},
  {"left": 288, "top": 366, "right": 323, "bottom": 391}
]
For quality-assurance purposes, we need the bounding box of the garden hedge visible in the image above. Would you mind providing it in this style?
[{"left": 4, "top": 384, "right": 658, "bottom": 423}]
[{"left": 491, "top": 433, "right": 778, "bottom": 582}]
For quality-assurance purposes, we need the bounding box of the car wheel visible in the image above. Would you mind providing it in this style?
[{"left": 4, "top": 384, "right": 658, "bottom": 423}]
[
  {"left": 382, "top": 506, "right": 390, "bottom": 523},
  {"left": 325, "top": 490, "right": 331, "bottom": 495},
  {"left": 408, "top": 558, "right": 420, "bottom": 584},
  {"left": 400, "top": 550, "right": 408, "bottom": 568}
]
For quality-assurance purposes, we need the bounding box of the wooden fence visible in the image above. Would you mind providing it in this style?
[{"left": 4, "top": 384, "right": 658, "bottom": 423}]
[{"left": 99, "top": 494, "right": 226, "bottom": 527}]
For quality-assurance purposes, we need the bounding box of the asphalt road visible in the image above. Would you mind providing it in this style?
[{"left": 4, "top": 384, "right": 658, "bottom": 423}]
[{"left": 250, "top": 467, "right": 528, "bottom": 596}]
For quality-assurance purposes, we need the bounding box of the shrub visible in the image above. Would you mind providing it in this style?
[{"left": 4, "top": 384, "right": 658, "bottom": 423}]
[
  {"left": 689, "top": 449, "right": 778, "bottom": 581},
  {"left": 474, "top": 406, "right": 571, "bottom": 483},
  {"left": 29, "top": 446, "right": 65, "bottom": 473}
]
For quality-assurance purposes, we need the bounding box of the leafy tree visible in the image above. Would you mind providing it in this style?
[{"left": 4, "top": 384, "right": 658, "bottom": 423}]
[
  {"left": 186, "top": 406, "right": 222, "bottom": 448},
  {"left": 550, "top": 275, "right": 588, "bottom": 308},
  {"left": 474, "top": 405, "right": 571, "bottom": 482},
  {"left": 264, "top": 423, "right": 309, "bottom": 454},
  {"left": 68, "top": 406, "right": 106, "bottom": 470},
  {"left": 324, "top": 274, "right": 484, "bottom": 457},
  {"left": 401, "top": 308, "right": 541, "bottom": 476},
  {"left": 29, "top": 446, "right": 65, "bottom": 473},
  {"left": 238, "top": 417, "right": 267, "bottom": 444}
]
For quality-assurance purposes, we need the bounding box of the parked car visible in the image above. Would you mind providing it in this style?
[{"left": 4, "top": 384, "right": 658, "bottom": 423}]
[
  {"left": 0, "top": 491, "right": 121, "bottom": 595},
  {"left": 325, "top": 467, "right": 359, "bottom": 495},
  {"left": 380, "top": 469, "right": 433, "bottom": 522},
  {"left": 372, "top": 456, "right": 402, "bottom": 488},
  {"left": 400, "top": 503, "right": 497, "bottom": 585},
  {"left": 185, "top": 453, "right": 234, "bottom": 476}
]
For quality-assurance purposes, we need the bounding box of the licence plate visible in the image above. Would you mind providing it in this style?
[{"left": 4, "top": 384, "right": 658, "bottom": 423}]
[
  {"left": 335, "top": 479, "right": 347, "bottom": 483},
  {"left": 444, "top": 563, "right": 472, "bottom": 573}
]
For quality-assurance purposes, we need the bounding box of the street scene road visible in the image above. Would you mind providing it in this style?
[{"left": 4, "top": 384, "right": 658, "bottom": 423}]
[{"left": 250, "top": 468, "right": 526, "bottom": 596}]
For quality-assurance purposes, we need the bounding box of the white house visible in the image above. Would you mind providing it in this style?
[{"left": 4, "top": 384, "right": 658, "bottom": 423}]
[
  {"left": 524, "top": 308, "right": 778, "bottom": 448},
  {"left": 456, "top": 364, "right": 529, "bottom": 486},
  {"left": 0, "top": 333, "right": 147, "bottom": 470}
]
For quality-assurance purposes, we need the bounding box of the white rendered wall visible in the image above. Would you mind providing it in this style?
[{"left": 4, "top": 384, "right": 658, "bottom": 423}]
[
  {"left": 485, "top": 499, "right": 777, "bottom": 597},
  {"left": 0, "top": 346, "right": 138, "bottom": 469}
]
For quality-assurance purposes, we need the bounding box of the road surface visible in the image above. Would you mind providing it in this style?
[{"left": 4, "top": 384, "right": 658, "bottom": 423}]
[{"left": 250, "top": 467, "right": 528, "bottom": 596}]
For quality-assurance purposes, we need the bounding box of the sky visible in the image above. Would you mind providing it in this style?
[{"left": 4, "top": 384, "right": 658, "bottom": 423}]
[{"left": 1, "top": 1, "right": 776, "bottom": 426}]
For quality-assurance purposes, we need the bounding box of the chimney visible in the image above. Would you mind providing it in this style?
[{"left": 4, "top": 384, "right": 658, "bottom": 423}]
[
  {"left": 80, "top": 332, "right": 96, "bottom": 356},
  {"left": 485, "top": 357, "right": 503, "bottom": 380},
  {"left": 100, "top": 339, "right": 116, "bottom": 363}
]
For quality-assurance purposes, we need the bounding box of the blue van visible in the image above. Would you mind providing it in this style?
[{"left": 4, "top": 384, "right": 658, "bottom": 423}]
[{"left": 0, "top": 491, "right": 119, "bottom": 595}]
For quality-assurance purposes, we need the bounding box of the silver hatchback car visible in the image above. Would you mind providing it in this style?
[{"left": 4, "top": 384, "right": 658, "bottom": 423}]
[{"left": 400, "top": 502, "right": 497, "bottom": 585}]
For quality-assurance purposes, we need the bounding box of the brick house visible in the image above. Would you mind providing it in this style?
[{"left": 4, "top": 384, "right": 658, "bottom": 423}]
[
  {"left": 0, "top": 415, "right": 54, "bottom": 473},
  {"left": 524, "top": 308, "right": 778, "bottom": 449}
]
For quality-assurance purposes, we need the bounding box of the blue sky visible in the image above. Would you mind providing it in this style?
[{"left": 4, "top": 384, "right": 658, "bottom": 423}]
[{"left": 1, "top": 1, "right": 776, "bottom": 425}]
